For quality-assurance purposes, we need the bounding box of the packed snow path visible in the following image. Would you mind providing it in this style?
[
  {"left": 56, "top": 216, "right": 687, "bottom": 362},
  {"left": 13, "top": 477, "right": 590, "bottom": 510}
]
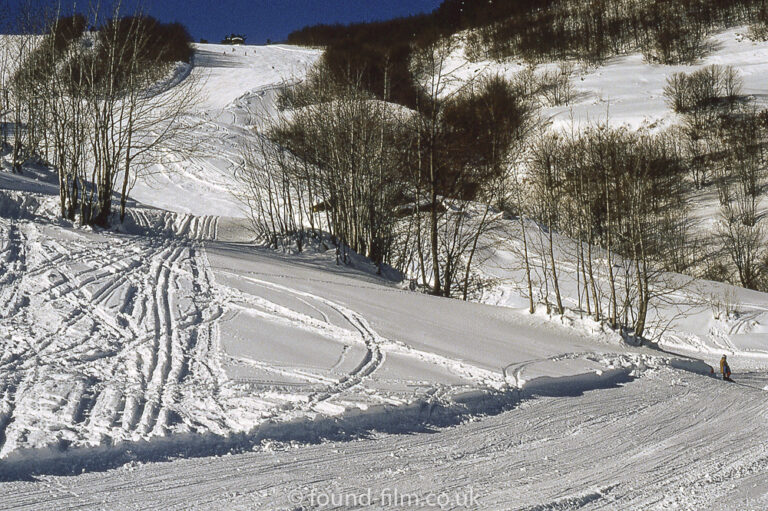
[{"left": 2, "top": 369, "right": 767, "bottom": 510}]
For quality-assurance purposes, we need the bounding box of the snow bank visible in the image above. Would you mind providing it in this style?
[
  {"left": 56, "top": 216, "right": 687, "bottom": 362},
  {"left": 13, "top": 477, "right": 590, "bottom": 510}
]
[
  {"left": 0, "top": 345, "right": 721, "bottom": 481},
  {"left": 0, "top": 365, "right": 631, "bottom": 480}
]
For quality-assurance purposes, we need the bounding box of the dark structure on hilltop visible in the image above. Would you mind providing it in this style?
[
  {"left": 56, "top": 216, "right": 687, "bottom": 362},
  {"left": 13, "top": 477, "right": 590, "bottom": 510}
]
[{"left": 221, "top": 33, "right": 246, "bottom": 45}]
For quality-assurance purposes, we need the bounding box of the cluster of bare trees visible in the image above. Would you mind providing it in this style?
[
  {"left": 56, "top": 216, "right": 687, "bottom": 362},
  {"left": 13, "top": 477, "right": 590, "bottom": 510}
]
[
  {"left": 507, "top": 62, "right": 576, "bottom": 108},
  {"left": 663, "top": 66, "right": 745, "bottom": 192},
  {"left": 238, "top": 58, "right": 700, "bottom": 337},
  {"left": 468, "top": 0, "right": 763, "bottom": 65},
  {"left": 239, "top": 69, "right": 409, "bottom": 265},
  {"left": 664, "top": 64, "right": 743, "bottom": 114},
  {"left": 2, "top": 5, "right": 197, "bottom": 226},
  {"left": 518, "top": 127, "right": 690, "bottom": 337},
  {"left": 708, "top": 110, "right": 768, "bottom": 289},
  {"left": 660, "top": 65, "right": 768, "bottom": 290},
  {"left": 238, "top": 42, "right": 536, "bottom": 297},
  {"left": 243, "top": 16, "right": 768, "bottom": 339},
  {"left": 521, "top": 103, "right": 768, "bottom": 332}
]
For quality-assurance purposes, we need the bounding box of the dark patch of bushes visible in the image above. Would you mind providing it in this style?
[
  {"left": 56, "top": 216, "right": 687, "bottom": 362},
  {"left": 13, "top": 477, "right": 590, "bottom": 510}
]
[
  {"left": 13, "top": 14, "right": 88, "bottom": 89},
  {"left": 79, "top": 16, "right": 193, "bottom": 93},
  {"left": 155, "top": 22, "right": 194, "bottom": 62},
  {"left": 287, "top": 0, "right": 768, "bottom": 110},
  {"left": 663, "top": 65, "right": 743, "bottom": 113},
  {"left": 51, "top": 14, "right": 87, "bottom": 52},
  {"left": 16, "top": 13, "right": 193, "bottom": 95},
  {"left": 288, "top": 15, "right": 443, "bottom": 109},
  {"left": 439, "top": 74, "right": 535, "bottom": 200},
  {"left": 98, "top": 16, "right": 193, "bottom": 68},
  {"left": 438, "top": 0, "right": 763, "bottom": 64}
]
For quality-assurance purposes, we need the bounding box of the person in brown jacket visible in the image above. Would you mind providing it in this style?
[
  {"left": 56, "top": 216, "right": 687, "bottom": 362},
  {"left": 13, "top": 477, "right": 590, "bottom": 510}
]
[{"left": 720, "top": 355, "right": 733, "bottom": 382}]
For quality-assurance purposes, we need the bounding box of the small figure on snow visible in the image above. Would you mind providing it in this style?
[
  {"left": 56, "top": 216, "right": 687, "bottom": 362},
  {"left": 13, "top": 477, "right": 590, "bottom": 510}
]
[{"left": 720, "top": 354, "right": 733, "bottom": 382}]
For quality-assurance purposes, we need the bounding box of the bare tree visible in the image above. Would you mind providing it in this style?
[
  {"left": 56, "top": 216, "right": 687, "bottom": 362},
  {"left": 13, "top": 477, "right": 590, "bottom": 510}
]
[
  {"left": 17, "top": 3, "right": 200, "bottom": 225},
  {"left": 409, "top": 35, "right": 459, "bottom": 295},
  {"left": 714, "top": 111, "right": 766, "bottom": 289}
]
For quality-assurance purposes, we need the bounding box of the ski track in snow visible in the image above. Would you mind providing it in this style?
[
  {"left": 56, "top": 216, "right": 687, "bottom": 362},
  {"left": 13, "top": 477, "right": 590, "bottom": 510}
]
[
  {"left": 221, "top": 273, "right": 507, "bottom": 403},
  {"left": 0, "top": 204, "right": 533, "bottom": 474},
  {"left": 0, "top": 208, "right": 230, "bottom": 462}
]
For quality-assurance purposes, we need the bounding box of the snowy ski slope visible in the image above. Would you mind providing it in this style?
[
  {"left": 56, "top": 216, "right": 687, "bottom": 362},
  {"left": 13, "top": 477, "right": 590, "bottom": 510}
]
[{"left": 1, "top": 33, "right": 768, "bottom": 509}]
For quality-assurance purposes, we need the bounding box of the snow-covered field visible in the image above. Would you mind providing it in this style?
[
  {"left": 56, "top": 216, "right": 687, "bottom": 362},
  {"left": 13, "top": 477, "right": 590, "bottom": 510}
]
[{"left": 1, "top": 34, "right": 768, "bottom": 510}]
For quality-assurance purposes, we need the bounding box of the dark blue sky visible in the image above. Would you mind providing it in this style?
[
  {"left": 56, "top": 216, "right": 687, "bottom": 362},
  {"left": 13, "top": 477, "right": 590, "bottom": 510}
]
[{"left": 23, "top": 0, "right": 445, "bottom": 44}]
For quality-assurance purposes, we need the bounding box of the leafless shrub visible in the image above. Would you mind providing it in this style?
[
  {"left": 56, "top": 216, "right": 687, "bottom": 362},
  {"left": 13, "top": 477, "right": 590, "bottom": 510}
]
[
  {"left": 538, "top": 62, "right": 575, "bottom": 107},
  {"left": 664, "top": 65, "right": 743, "bottom": 114}
]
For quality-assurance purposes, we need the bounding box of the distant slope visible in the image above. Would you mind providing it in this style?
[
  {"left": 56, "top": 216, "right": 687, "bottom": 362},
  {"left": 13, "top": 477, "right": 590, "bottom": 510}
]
[{"left": 127, "top": 43, "right": 320, "bottom": 218}]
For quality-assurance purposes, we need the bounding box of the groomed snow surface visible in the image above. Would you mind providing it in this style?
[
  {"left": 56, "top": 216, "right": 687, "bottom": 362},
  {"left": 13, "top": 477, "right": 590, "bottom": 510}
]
[{"left": 1, "top": 36, "right": 768, "bottom": 510}]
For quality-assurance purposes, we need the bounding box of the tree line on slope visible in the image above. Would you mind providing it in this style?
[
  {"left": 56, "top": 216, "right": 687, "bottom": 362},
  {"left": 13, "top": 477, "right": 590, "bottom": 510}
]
[
  {"left": 1, "top": 5, "right": 197, "bottom": 226},
  {"left": 463, "top": 0, "right": 764, "bottom": 64},
  {"left": 238, "top": 34, "right": 768, "bottom": 341},
  {"left": 239, "top": 40, "right": 536, "bottom": 300},
  {"left": 662, "top": 66, "right": 768, "bottom": 292},
  {"left": 286, "top": 0, "right": 768, "bottom": 110}
]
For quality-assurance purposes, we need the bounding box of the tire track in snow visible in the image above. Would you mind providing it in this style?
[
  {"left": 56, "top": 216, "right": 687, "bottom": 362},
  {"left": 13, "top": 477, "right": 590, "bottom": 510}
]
[
  {"left": 113, "top": 212, "right": 224, "bottom": 438},
  {"left": 214, "top": 273, "right": 386, "bottom": 406},
  {"left": 26, "top": 241, "right": 159, "bottom": 365},
  {"left": 172, "top": 243, "right": 232, "bottom": 434},
  {"left": 306, "top": 302, "right": 384, "bottom": 405},
  {"left": 0, "top": 223, "right": 28, "bottom": 318},
  {"left": 0, "top": 208, "right": 231, "bottom": 456},
  {"left": 130, "top": 232, "right": 223, "bottom": 437},
  {"left": 152, "top": 244, "right": 187, "bottom": 435},
  {"left": 0, "top": 234, "right": 163, "bottom": 453},
  {"left": 0, "top": 223, "right": 30, "bottom": 455}
]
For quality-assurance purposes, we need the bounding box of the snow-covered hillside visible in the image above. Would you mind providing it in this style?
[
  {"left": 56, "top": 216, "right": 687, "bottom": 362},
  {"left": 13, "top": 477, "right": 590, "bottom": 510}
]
[
  {"left": 439, "top": 27, "right": 768, "bottom": 130},
  {"left": 432, "top": 25, "right": 768, "bottom": 369},
  {"left": 2, "top": 34, "right": 768, "bottom": 510}
]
